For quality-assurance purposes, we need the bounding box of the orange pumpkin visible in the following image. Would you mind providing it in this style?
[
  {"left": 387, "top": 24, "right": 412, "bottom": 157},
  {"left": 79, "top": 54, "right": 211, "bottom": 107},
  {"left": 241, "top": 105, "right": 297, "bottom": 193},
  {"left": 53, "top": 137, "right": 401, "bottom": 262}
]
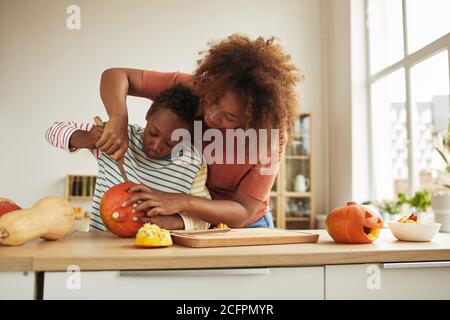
[
  {"left": 100, "top": 182, "right": 147, "bottom": 238},
  {"left": 0, "top": 198, "right": 22, "bottom": 218},
  {"left": 325, "top": 201, "right": 384, "bottom": 244}
]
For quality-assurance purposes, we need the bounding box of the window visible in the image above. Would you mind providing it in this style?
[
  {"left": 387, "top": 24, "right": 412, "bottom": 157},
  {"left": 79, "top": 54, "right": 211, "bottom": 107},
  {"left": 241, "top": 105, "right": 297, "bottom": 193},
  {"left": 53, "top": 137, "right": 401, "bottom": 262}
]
[
  {"left": 406, "top": 0, "right": 450, "bottom": 53},
  {"left": 371, "top": 69, "right": 408, "bottom": 199},
  {"left": 367, "top": 0, "right": 404, "bottom": 73},
  {"left": 410, "top": 51, "right": 449, "bottom": 191},
  {"left": 367, "top": 0, "right": 450, "bottom": 200}
]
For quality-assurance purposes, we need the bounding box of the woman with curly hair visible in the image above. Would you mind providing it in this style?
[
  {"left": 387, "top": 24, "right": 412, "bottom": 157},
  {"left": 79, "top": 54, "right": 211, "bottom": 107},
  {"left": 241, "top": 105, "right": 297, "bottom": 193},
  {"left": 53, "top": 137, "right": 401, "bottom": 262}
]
[{"left": 97, "top": 34, "right": 301, "bottom": 229}]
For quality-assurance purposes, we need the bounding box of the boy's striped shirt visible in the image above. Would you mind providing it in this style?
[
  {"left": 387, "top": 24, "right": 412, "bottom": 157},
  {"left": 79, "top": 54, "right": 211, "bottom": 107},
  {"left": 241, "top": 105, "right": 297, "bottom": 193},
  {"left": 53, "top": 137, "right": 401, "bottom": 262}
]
[{"left": 46, "top": 121, "right": 210, "bottom": 231}]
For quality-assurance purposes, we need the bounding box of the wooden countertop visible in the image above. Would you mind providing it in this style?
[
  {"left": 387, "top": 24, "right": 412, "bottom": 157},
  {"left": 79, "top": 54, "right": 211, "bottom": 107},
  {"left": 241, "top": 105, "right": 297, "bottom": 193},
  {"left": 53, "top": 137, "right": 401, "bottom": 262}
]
[{"left": 1, "top": 229, "right": 450, "bottom": 272}]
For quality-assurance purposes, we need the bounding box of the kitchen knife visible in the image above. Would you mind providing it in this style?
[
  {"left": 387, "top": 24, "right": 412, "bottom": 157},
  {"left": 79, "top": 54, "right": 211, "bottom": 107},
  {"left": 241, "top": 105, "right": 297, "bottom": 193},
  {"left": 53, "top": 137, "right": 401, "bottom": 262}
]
[
  {"left": 170, "top": 228, "right": 232, "bottom": 236},
  {"left": 93, "top": 116, "right": 129, "bottom": 183}
]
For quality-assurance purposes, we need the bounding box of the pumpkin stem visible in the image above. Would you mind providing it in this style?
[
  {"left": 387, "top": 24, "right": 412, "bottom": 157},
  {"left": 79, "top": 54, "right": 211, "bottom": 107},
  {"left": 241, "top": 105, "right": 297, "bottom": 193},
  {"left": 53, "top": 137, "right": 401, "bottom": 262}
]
[
  {"left": 346, "top": 201, "right": 357, "bottom": 206},
  {"left": 0, "top": 227, "right": 9, "bottom": 239}
]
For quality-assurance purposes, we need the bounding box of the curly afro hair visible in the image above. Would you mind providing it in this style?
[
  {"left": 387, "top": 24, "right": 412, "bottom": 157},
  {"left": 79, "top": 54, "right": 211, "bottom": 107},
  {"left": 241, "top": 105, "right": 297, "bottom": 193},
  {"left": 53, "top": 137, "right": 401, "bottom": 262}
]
[
  {"left": 193, "top": 34, "right": 302, "bottom": 148},
  {"left": 148, "top": 83, "right": 199, "bottom": 126}
]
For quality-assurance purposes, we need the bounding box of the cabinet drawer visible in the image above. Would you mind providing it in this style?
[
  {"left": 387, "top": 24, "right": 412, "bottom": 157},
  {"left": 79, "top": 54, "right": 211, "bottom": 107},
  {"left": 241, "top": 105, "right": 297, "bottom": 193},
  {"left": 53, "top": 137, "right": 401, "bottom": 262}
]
[
  {"left": 325, "top": 262, "right": 450, "bottom": 299},
  {"left": 44, "top": 267, "right": 324, "bottom": 300},
  {"left": 0, "top": 272, "right": 35, "bottom": 300}
]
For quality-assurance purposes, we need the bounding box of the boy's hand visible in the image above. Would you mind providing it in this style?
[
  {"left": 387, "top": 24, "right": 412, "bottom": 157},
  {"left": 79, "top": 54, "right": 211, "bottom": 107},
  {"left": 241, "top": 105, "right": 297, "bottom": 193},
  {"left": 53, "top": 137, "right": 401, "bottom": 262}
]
[
  {"left": 96, "top": 117, "right": 128, "bottom": 161},
  {"left": 86, "top": 125, "right": 104, "bottom": 148},
  {"left": 123, "top": 184, "right": 188, "bottom": 217},
  {"left": 69, "top": 125, "right": 104, "bottom": 149}
]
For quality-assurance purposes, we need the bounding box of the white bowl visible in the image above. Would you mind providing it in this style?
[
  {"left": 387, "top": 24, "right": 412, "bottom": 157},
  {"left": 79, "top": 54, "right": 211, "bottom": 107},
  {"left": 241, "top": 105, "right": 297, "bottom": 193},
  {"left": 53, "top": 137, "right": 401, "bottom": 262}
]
[{"left": 387, "top": 221, "right": 441, "bottom": 242}]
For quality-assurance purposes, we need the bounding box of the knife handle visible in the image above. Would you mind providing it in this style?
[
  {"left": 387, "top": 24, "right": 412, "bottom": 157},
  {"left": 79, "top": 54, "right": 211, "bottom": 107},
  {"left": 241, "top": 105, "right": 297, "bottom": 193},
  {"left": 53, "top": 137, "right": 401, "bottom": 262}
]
[
  {"left": 93, "top": 116, "right": 129, "bottom": 182},
  {"left": 93, "top": 116, "right": 104, "bottom": 127}
]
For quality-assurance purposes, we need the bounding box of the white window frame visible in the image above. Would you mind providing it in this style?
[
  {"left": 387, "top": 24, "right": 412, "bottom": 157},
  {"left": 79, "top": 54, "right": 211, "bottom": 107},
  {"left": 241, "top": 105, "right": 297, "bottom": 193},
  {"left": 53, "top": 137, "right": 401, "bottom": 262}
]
[{"left": 366, "top": 0, "right": 450, "bottom": 197}]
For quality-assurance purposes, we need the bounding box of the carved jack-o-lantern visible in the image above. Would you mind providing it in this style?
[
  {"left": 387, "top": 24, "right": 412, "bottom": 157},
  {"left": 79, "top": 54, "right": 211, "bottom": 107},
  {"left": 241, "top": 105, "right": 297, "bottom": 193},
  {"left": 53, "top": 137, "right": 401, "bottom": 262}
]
[{"left": 325, "top": 201, "right": 384, "bottom": 244}]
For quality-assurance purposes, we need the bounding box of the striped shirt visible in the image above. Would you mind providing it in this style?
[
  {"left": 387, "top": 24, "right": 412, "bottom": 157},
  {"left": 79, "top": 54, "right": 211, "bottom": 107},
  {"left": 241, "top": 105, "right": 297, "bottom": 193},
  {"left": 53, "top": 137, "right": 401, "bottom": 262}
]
[{"left": 46, "top": 121, "right": 210, "bottom": 231}]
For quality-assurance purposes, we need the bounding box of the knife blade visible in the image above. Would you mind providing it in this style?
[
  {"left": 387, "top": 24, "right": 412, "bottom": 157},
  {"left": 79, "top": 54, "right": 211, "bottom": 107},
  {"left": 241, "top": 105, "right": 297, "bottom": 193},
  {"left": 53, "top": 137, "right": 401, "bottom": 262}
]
[{"left": 170, "top": 228, "right": 231, "bottom": 236}]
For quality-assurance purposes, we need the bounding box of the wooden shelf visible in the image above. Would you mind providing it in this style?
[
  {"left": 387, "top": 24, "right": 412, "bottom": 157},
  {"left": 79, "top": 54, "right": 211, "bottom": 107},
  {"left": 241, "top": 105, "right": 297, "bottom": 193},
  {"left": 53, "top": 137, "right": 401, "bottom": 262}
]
[
  {"left": 67, "top": 174, "right": 97, "bottom": 177},
  {"left": 271, "top": 192, "right": 312, "bottom": 198},
  {"left": 272, "top": 113, "right": 315, "bottom": 230},
  {"left": 284, "top": 192, "right": 312, "bottom": 197},
  {"left": 68, "top": 196, "right": 93, "bottom": 201},
  {"left": 65, "top": 175, "right": 97, "bottom": 200},
  {"left": 293, "top": 133, "right": 310, "bottom": 137},
  {"left": 285, "top": 217, "right": 310, "bottom": 222},
  {"left": 285, "top": 155, "right": 310, "bottom": 160}
]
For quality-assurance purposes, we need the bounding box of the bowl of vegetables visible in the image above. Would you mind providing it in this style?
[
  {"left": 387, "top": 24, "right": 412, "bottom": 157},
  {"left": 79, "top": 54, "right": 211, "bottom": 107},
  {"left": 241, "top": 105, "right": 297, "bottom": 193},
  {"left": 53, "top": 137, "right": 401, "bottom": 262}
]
[{"left": 387, "top": 214, "right": 441, "bottom": 242}]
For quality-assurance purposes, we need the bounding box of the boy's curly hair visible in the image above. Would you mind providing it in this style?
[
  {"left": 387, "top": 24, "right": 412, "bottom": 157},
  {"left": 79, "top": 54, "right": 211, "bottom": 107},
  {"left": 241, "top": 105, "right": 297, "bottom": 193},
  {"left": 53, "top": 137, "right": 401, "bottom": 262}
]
[
  {"left": 148, "top": 83, "right": 199, "bottom": 125},
  {"left": 193, "top": 34, "right": 302, "bottom": 148}
]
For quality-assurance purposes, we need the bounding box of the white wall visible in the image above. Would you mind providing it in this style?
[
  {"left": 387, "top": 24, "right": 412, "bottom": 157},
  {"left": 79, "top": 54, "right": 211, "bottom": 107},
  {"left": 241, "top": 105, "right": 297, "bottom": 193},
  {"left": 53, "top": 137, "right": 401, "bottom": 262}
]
[
  {"left": 324, "top": 0, "right": 353, "bottom": 210},
  {"left": 0, "top": 0, "right": 328, "bottom": 215},
  {"left": 350, "top": 0, "right": 371, "bottom": 203},
  {"left": 324, "top": 0, "right": 371, "bottom": 210}
]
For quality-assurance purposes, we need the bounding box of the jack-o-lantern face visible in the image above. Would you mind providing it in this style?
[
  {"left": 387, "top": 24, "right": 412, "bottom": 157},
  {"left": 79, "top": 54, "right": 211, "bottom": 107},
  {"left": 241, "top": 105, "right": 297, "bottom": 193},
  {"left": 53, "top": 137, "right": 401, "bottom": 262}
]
[{"left": 325, "top": 201, "right": 384, "bottom": 244}]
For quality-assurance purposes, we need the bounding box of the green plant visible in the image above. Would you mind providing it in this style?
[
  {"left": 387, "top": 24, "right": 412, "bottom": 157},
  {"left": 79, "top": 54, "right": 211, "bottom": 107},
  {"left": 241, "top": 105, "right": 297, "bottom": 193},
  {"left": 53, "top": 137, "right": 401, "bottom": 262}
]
[
  {"left": 409, "top": 189, "right": 431, "bottom": 212},
  {"left": 396, "top": 192, "right": 410, "bottom": 208},
  {"left": 392, "top": 190, "right": 431, "bottom": 213},
  {"left": 377, "top": 199, "right": 401, "bottom": 215},
  {"left": 376, "top": 193, "right": 408, "bottom": 215},
  {"left": 375, "top": 190, "right": 431, "bottom": 215}
]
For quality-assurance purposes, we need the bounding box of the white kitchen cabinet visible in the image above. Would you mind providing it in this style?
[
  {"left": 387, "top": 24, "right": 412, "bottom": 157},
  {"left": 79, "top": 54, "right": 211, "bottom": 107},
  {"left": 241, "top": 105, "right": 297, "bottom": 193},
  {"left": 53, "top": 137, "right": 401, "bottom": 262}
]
[
  {"left": 44, "top": 267, "right": 324, "bottom": 300},
  {"left": 0, "top": 272, "right": 35, "bottom": 300},
  {"left": 325, "top": 262, "right": 450, "bottom": 299}
]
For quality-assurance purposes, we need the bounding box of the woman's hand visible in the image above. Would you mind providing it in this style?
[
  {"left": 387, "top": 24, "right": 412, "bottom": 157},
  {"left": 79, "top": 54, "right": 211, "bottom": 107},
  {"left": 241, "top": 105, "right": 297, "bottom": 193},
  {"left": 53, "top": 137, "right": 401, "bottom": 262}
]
[
  {"left": 99, "top": 68, "right": 146, "bottom": 161},
  {"left": 95, "top": 116, "right": 129, "bottom": 161},
  {"left": 123, "top": 184, "right": 188, "bottom": 217}
]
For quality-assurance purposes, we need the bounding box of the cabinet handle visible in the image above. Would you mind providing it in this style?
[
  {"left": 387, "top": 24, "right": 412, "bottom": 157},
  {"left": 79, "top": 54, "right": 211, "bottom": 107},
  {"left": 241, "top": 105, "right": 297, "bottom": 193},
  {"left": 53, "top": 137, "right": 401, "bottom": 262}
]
[
  {"left": 119, "top": 268, "right": 270, "bottom": 277},
  {"left": 383, "top": 261, "right": 450, "bottom": 269}
]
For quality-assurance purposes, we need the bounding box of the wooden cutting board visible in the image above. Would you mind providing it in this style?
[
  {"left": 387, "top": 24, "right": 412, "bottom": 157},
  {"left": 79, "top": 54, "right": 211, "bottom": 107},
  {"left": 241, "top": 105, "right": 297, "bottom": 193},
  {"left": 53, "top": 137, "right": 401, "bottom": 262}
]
[{"left": 171, "top": 228, "right": 320, "bottom": 248}]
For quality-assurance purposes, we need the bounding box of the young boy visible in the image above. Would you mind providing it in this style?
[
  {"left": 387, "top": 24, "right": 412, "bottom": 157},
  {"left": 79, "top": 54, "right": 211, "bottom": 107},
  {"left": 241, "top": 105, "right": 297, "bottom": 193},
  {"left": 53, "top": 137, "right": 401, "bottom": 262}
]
[{"left": 46, "top": 84, "right": 210, "bottom": 231}]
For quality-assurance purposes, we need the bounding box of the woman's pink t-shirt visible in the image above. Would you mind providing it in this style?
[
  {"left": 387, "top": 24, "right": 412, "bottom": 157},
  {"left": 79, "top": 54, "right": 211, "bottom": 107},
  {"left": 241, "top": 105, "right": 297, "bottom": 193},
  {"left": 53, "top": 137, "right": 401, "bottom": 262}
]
[{"left": 142, "top": 70, "right": 279, "bottom": 225}]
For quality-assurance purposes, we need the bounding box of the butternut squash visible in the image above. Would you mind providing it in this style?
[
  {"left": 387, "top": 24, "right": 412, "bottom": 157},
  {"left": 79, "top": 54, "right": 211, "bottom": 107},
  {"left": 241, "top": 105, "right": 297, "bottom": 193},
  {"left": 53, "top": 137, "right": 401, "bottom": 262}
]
[{"left": 0, "top": 196, "right": 75, "bottom": 246}]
